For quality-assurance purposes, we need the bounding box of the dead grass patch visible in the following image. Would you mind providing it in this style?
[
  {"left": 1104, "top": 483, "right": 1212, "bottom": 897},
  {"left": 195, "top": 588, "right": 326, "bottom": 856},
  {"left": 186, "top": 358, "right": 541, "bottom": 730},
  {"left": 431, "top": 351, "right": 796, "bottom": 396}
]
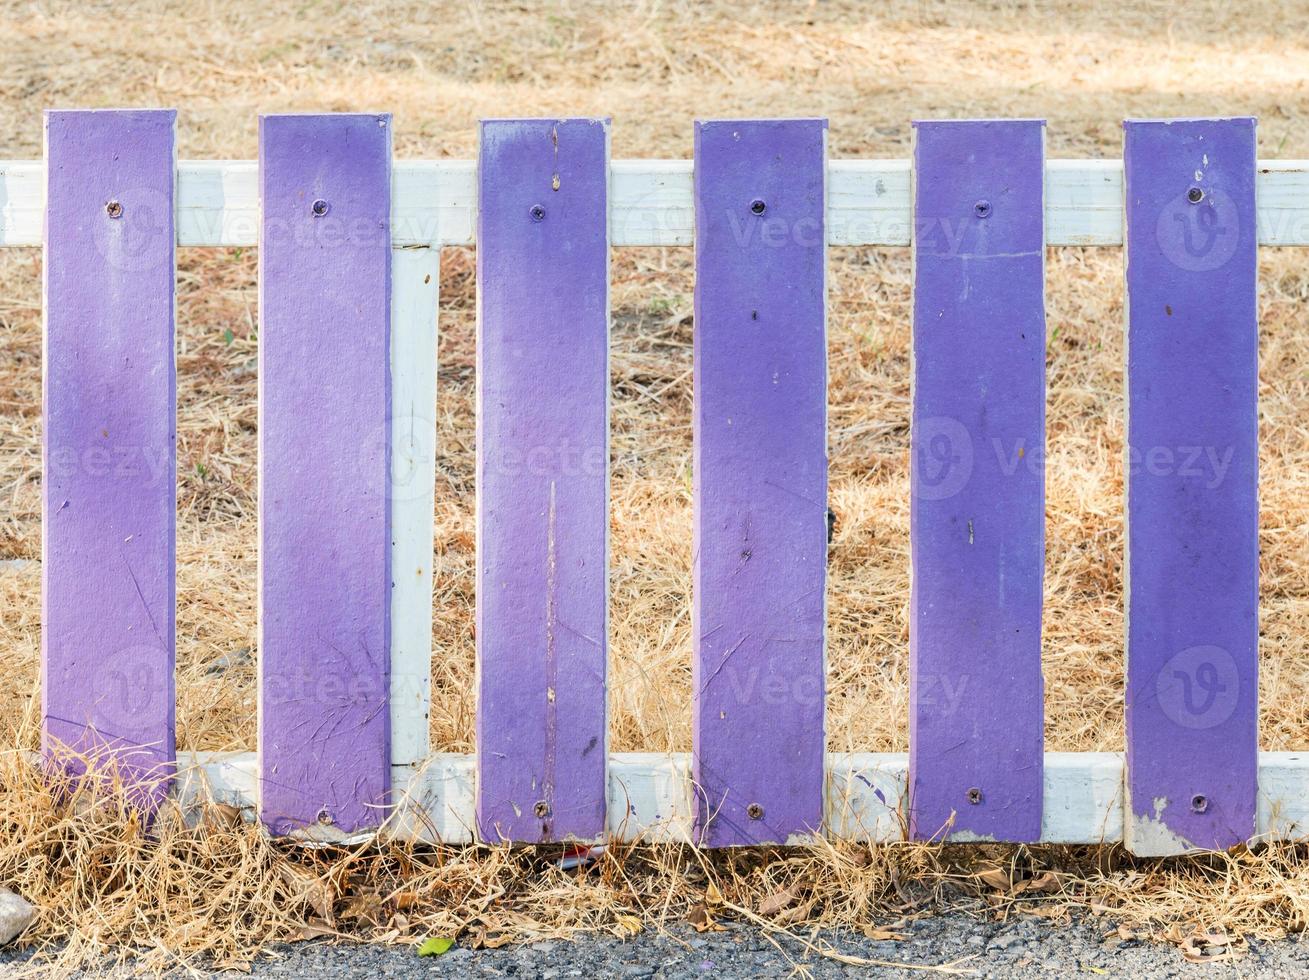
[{"left": 1, "top": 0, "right": 1309, "bottom": 969}]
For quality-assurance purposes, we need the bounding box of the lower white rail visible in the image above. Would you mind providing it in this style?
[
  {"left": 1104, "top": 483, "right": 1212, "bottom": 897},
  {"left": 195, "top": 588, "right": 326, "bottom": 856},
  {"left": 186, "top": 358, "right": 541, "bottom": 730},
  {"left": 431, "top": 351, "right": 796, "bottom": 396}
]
[{"left": 175, "top": 751, "right": 1309, "bottom": 848}]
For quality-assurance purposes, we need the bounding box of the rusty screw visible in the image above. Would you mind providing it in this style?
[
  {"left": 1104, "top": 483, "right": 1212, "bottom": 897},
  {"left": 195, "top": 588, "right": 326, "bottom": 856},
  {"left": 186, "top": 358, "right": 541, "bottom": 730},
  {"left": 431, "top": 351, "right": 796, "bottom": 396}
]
[
  {"left": 105, "top": 200, "right": 123, "bottom": 219},
  {"left": 534, "top": 800, "right": 551, "bottom": 819},
  {"left": 530, "top": 204, "right": 546, "bottom": 222},
  {"left": 1191, "top": 794, "right": 1209, "bottom": 814},
  {"left": 311, "top": 198, "right": 330, "bottom": 217},
  {"left": 966, "top": 787, "right": 983, "bottom": 805},
  {"left": 749, "top": 198, "right": 767, "bottom": 216},
  {"left": 746, "top": 802, "right": 764, "bottom": 820},
  {"left": 1187, "top": 186, "right": 1205, "bottom": 204},
  {"left": 973, "top": 200, "right": 992, "bottom": 219}
]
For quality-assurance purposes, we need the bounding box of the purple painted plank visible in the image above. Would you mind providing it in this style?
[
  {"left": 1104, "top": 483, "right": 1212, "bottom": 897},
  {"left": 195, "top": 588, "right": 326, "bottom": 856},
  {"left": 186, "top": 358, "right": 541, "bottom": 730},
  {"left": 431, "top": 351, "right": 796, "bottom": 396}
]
[
  {"left": 908, "top": 120, "right": 1046, "bottom": 842},
  {"left": 1123, "top": 118, "right": 1259, "bottom": 853},
  {"left": 43, "top": 109, "right": 177, "bottom": 803},
  {"left": 693, "top": 119, "right": 827, "bottom": 846},
  {"left": 259, "top": 114, "right": 392, "bottom": 835},
  {"left": 476, "top": 118, "right": 610, "bottom": 843}
]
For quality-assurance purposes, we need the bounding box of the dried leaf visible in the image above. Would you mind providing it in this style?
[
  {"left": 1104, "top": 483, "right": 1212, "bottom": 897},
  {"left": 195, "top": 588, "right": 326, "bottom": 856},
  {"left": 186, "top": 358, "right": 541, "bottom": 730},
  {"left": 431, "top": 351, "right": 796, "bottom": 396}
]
[
  {"left": 861, "top": 925, "right": 908, "bottom": 942},
  {"left": 277, "top": 865, "right": 333, "bottom": 922},
  {"left": 687, "top": 902, "right": 725, "bottom": 933},
  {"left": 614, "top": 915, "right": 642, "bottom": 936},
  {"left": 757, "top": 886, "right": 797, "bottom": 917},
  {"left": 705, "top": 881, "right": 724, "bottom": 906},
  {"left": 1028, "top": 871, "right": 1061, "bottom": 894},
  {"left": 341, "top": 890, "right": 386, "bottom": 927},
  {"left": 291, "top": 918, "right": 338, "bottom": 942},
  {"left": 976, "top": 867, "right": 1011, "bottom": 891}
]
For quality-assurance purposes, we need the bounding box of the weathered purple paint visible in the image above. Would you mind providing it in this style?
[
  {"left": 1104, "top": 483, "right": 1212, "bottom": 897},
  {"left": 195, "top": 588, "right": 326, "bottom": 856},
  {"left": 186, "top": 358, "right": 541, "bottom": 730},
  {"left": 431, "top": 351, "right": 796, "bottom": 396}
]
[
  {"left": 43, "top": 109, "right": 177, "bottom": 802},
  {"left": 909, "top": 120, "right": 1046, "bottom": 842},
  {"left": 259, "top": 114, "right": 392, "bottom": 835},
  {"left": 692, "top": 119, "right": 827, "bottom": 846},
  {"left": 476, "top": 118, "right": 610, "bottom": 843},
  {"left": 1123, "top": 118, "right": 1259, "bottom": 853}
]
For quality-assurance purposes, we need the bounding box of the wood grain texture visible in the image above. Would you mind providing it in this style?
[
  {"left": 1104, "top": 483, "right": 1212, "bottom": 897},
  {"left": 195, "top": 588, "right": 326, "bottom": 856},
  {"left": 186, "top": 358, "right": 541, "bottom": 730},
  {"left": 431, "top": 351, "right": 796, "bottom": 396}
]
[
  {"left": 908, "top": 119, "right": 1047, "bottom": 842},
  {"left": 476, "top": 118, "right": 610, "bottom": 843},
  {"left": 258, "top": 114, "right": 392, "bottom": 835},
  {"left": 42, "top": 109, "right": 177, "bottom": 804},
  {"left": 693, "top": 119, "right": 828, "bottom": 846}
]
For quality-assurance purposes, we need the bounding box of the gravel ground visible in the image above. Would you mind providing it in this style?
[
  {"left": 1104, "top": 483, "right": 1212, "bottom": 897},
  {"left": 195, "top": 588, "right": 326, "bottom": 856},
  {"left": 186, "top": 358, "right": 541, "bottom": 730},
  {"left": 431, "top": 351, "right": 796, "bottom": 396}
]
[{"left": 4, "top": 915, "right": 1309, "bottom": 978}]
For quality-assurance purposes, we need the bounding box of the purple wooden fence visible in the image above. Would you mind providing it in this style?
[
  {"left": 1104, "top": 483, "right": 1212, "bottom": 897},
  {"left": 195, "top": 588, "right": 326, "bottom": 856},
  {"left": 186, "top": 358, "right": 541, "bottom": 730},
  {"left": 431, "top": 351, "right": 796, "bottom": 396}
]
[
  {"left": 1123, "top": 118, "right": 1259, "bottom": 854},
  {"left": 692, "top": 119, "right": 828, "bottom": 846},
  {"left": 258, "top": 114, "right": 393, "bottom": 835},
  {"left": 32, "top": 109, "right": 1276, "bottom": 854},
  {"left": 476, "top": 118, "right": 610, "bottom": 843},
  {"left": 909, "top": 119, "right": 1047, "bottom": 842},
  {"left": 43, "top": 108, "right": 178, "bottom": 802}
]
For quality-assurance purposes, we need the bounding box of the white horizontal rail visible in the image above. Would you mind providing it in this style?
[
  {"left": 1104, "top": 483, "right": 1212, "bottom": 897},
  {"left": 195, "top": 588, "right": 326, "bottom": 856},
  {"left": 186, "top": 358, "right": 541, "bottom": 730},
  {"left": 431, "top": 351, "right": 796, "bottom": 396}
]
[
  {"left": 4, "top": 160, "right": 1309, "bottom": 247},
  {"left": 177, "top": 750, "right": 1309, "bottom": 846}
]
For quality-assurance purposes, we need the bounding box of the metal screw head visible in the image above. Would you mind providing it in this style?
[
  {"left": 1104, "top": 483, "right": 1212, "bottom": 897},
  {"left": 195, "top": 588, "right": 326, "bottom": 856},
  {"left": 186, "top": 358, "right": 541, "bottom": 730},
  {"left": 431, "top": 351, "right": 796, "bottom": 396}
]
[
  {"left": 316, "top": 808, "right": 333, "bottom": 825},
  {"left": 966, "top": 787, "right": 983, "bottom": 805},
  {"left": 746, "top": 802, "right": 764, "bottom": 820},
  {"left": 534, "top": 800, "right": 551, "bottom": 819},
  {"left": 105, "top": 200, "right": 123, "bottom": 219},
  {"left": 1191, "top": 794, "right": 1209, "bottom": 814},
  {"left": 749, "top": 198, "right": 767, "bottom": 216},
  {"left": 311, "top": 199, "right": 330, "bottom": 217},
  {"left": 530, "top": 204, "right": 546, "bottom": 222},
  {"left": 973, "top": 200, "right": 992, "bottom": 219},
  {"left": 1187, "top": 186, "right": 1205, "bottom": 204}
]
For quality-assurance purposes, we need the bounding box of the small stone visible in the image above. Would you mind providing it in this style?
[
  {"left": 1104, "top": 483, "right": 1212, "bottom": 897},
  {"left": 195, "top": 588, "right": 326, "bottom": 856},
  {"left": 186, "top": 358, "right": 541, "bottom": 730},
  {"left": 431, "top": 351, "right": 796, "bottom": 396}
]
[
  {"left": 0, "top": 889, "right": 35, "bottom": 945},
  {"left": 988, "top": 932, "right": 1024, "bottom": 951}
]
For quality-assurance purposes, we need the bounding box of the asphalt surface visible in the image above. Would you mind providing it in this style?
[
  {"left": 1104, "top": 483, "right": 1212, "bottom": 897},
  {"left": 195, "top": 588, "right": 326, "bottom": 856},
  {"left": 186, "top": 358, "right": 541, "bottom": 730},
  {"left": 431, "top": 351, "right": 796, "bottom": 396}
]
[{"left": 4, "top": 914, "right": 1309, "bottom": 977}]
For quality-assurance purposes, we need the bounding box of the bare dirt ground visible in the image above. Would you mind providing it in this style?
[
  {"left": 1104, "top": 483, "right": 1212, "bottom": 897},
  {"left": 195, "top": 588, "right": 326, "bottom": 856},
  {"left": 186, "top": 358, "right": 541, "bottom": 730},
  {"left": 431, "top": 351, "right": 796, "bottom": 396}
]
[{"left": 1, "top": 0, "right": 1308, "bottom": 974}]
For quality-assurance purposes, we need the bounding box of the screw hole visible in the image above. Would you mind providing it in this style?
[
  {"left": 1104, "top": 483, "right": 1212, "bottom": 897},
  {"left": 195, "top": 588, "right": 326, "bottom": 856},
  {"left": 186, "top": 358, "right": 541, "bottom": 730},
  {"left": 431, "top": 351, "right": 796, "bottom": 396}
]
[
  {"left": 534, "top": 800, "right": 550, "bottom": 818},
  {"left": 530, "top": 204, "right": 546, "bottom": 222},
  {"left": 1187, "top": 187, "right": 1205, "bottom": 204},
  {"left": 105, "top": 200, "right": 123, "bottom": 219},
  {"left": 311, "top": 199, "right": 330, "bottom": 217},
  {"left": 1191, "top": 794, "right": 1209, "bottom": 814},
  {"left": 746, "top": 802, "right": 764, "bottom": 820},
  {"left": 973, "top": 200, "right": 992, "bottom": 219},
  {"left": 749, "top": 198, "right": 766, "bottom": 216},
  {"left": 316, "top": 808, "right": 333, "bottom": 825},
  {"left": 966, "top": 787, "right": 983, "bottom": 805}
]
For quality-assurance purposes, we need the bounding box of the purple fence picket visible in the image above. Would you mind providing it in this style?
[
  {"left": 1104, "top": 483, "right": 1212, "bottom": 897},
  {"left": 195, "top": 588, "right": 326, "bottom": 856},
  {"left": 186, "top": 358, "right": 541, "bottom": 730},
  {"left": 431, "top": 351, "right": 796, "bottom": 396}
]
[
  {"left": 692, "top": 119, "right": 828, "bottom": 846},
  {"left": 476, "top": 118, "right": 610, "bottom": 843},
  {"left": 908, "top": 119, "right": 1047, "bottom": 842},
  {"left": 1123, "top": 118, "right": 1259, "bottom": 854},
  {"left": 259, "top": 114, "right": 392, "bottom": 835},
  {"left": 43, "top": 109, "right": 177, "bottom": 802}
]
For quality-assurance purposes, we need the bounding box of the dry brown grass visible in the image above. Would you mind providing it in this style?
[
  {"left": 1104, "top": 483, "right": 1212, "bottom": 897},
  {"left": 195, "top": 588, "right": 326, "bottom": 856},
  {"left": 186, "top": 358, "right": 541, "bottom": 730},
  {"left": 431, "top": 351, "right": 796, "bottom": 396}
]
[
  {"left": 2, "top": 0, "right": 1309, "bottom": 969},
  {"left": 6, "top": 749, "right": 1309, "bottom": 976}
]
